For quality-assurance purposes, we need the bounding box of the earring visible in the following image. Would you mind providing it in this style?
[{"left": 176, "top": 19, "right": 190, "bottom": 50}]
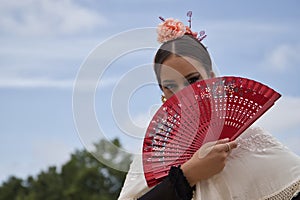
[{"left": 161, "top": 95, "right": 167, "bottom": 103}]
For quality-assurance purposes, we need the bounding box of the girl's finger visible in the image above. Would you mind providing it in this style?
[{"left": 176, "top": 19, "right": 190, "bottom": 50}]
[{"left": 215, "top": 138, "right": 230, "bottom": 145}]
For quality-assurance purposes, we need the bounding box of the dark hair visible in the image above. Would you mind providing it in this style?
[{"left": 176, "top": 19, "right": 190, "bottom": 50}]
[{"left": 154, "top": 35, "right": 212, "bottom": 87}]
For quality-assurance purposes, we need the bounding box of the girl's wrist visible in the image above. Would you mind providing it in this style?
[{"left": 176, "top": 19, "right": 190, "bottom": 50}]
[{"left": 180, "top": 161, "right": 198, "bottom": 187}]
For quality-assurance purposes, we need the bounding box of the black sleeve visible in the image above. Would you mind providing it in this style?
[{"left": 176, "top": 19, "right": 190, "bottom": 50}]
[
  {"left": 292, "top": 192, "right": 300, "bottom": 200},
  {"left": 137, "top": 166, "right": 195, "bottom": 200}
]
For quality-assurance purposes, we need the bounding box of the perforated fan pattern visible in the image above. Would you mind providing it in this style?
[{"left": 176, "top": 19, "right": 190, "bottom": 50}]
[{"left": 143, "top": 76, "right": 281, "bottom": 187}]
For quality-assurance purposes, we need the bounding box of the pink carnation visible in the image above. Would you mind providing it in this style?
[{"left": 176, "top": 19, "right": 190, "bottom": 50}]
[{"left": 157, "top": 18, "right": 186, "bottom": 43}]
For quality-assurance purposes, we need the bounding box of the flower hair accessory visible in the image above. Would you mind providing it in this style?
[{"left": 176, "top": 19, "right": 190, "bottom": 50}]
[{"left": 157, "top": 11, "right": 207, "bottom": 43}]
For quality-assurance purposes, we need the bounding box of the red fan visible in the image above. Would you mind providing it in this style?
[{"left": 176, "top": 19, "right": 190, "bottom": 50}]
[{"left": 142, "top": 76, "right": 281, "bottom": 187}]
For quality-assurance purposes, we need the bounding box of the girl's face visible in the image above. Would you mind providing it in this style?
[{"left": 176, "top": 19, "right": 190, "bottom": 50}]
[{"left": 160, "top": 55, "right": 212, "bottom": 99}]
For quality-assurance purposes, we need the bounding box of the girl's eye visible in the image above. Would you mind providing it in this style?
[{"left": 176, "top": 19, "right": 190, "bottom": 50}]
[
  {"left": 187, "top": 76, "right": 200, "bottom": 85},
  {"left": 163, "top": 84, "right": 177, "bottom": 90}
]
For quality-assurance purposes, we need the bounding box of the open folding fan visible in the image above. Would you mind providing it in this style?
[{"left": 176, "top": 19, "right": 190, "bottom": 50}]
[{"left": 142, "top": 76, "right": 281, "bottom": 187}]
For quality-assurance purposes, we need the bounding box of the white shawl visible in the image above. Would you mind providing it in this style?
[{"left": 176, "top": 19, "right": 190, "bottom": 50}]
[{"left": 118, "top": 127, "right": 300, "bottom": 200}]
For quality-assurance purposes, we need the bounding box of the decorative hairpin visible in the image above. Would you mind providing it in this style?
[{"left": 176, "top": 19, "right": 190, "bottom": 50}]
[{"left": 157, "top": 11, "right": 207, "bottom": 43}]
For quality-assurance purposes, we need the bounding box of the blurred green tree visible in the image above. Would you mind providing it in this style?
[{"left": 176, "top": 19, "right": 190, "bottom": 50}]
[{"left": 0, "top": 138, "right": 132, "bottom": 200}]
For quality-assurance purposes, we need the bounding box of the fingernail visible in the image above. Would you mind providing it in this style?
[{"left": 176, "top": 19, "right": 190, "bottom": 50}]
[{"left": 222, "top": 138, "right": 229, "bottom": 141}]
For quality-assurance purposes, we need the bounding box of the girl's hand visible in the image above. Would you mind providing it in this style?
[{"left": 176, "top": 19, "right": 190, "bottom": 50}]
[{"left": 181, "top": 138, "right": 237, "bottom": 186}]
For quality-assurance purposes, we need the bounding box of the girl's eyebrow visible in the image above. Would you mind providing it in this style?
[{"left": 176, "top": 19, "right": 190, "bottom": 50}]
[
  {"left": 162, "top": 80, "right": 176, "bottom": 84},
  {"left": 185, "top": 72, "right": 201, "bottom": 79}
]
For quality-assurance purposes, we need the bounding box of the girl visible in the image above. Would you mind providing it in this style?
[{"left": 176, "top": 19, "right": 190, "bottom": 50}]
[{"left": 118, "top": 17, "right": 300, "bottom": 200}]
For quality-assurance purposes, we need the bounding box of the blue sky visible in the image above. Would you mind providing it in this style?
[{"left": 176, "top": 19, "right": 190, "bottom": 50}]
[{"left": 0, "top": 0, "right": 300, "bottom": 183}]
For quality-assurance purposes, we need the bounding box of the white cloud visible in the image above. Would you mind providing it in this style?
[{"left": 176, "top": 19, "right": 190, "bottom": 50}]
[
  {"left": 32, "top": 138, "right": 74, "bottom": 168},
  {"left": 201, "top": 19, "right": 290, "bottom": 47},
  {"left": 0, "top": 76, "right": 121, "bottom": 89},
  {"left": 260, "top": 44, "right": 300, "bottom": 71},
  {"left": 200, "top": 19, "right": 299, "bottom": 54},
  {"left": 98, "top": 77, "right": 120, "bottom": 89},
  {"left": 0, "top": 28, "right": 158, "bottom": 90},
  {"left": 131, "top": 112, "right": 152, "bottom": 129},
  {"left": 0, "top": 136, "right": 76, "bottom": 184},
  {"left": 0, "top": 77, "right": 74, "bottom": 89},
  {"left": 255, "top": 96, "right": 300, "bottom": 133},
  {"left": 130, "top": 104, "right": 160, "bottom": 128},
  {"left": 204, "top": 19, "right": 285, "bottom": 34},
  {"left": 282, "top": 132, "right": 300, "bottom": 156},
  {"left": 0, "top": 0, "right": 107, "bottom": 36}
]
